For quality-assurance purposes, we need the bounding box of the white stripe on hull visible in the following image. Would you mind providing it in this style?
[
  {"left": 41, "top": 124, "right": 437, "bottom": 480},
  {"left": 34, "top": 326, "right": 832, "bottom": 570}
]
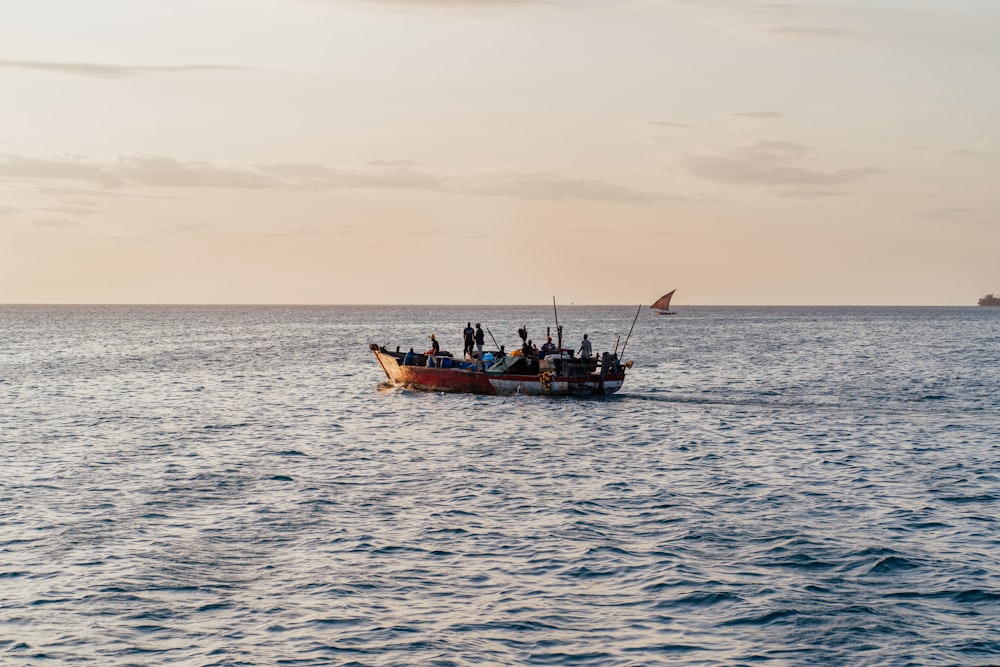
[{"left": 486, "top": 377, "right": 623, "bottom": 396}]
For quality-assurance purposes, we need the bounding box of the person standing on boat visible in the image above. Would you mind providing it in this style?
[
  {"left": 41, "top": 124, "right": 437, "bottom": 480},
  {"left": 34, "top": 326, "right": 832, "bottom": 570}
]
[
  {"left": 463, "top": 322, "right": 475, "bottom": 359},
  {"left": 540, "top": 336, "right": 557, "bottom": 358},
  {"left": 425, "top": 334, "right": 439, "bottom": 357},
  {"left": 579, "top": 333, "right": 592, "bottom": 359},
  {"left": 474, "top": 323, "right": 485, "bottom": 361}
]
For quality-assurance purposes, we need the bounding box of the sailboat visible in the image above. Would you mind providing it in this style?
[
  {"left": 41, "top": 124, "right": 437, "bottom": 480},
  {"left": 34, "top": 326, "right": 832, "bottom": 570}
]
[{"left": 650, "top": 289, "right": 677, "bottom": 315}]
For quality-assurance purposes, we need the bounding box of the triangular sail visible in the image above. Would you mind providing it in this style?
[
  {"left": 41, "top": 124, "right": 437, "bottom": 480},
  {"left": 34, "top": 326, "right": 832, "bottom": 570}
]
[{"left": 650, "top": 290, "right": 675, "bottom": 311}]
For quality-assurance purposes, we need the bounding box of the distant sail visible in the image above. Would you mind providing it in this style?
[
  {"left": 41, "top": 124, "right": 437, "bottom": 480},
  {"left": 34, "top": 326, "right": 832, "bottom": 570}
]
[{"left": 650, "top": 290, "right": 676, "bottom": 314}]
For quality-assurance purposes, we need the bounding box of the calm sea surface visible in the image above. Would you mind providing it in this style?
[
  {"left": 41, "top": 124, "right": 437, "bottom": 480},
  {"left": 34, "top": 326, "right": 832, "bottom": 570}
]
[{"left": 1, "top": 305, "right": 999, "bottom": 666}]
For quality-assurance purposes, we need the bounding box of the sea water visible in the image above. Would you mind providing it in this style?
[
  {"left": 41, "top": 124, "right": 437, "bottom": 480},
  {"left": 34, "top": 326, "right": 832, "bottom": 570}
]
[{"left": 1, "top": 305, "right": 998, "bottom": 666}]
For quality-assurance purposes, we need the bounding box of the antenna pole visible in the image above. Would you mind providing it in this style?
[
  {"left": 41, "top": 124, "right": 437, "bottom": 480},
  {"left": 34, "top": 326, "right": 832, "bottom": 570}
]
[
  {"left": 553, "top": 296, "right": 563, "bottom": 351},
  {"left": 486, "top": 327, "right": 502, "bottom": 352},
  {"left": 619, "top": 305, "right": 642, "bottom": 359}
]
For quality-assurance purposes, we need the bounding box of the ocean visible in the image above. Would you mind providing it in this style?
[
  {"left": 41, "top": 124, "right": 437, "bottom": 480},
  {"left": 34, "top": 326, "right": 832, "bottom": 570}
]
[{"left": 1, "top": 305, "right": 998, "bottom": 666}]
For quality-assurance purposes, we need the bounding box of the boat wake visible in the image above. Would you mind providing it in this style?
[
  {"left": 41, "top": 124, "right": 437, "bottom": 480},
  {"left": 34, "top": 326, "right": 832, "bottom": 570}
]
[{"left": 620, "top": 390, "right": 946, "bottom": 416}]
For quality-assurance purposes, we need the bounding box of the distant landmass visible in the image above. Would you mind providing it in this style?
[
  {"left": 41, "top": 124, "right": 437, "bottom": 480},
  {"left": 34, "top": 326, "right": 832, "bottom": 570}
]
[{"left": 978, "top": 294, "right": 1000, "bottom": 306}]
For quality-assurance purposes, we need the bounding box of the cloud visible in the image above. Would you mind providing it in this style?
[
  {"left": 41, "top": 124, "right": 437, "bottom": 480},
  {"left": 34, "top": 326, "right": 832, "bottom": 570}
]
[
  {"left": 683, "top": 140, "right": 880, "bottom": 188},
  {"left": 249, "top": 228, "right": 323, "bottom": 238},
  {"left": 261, "top": 162, "right": 450, "bottom": 192},
  {"left": 767, "top": 25, "right": 852, "bottom": 38},
  {"left": 407, "top": 227, "right": 449, "bottom": 236},
  {"left": 173, "top": 223, "right": 209, "bottom": 233},
  {"left": 0, "top": 58, "right": 247, "bottom": 79},
  {"left": 646, "top": 120, "right": 692, "bottom": 129},
  {"left": 729, "top": 111, "right": 785, "bottom": 119},
  {"left": 263, "top": 162, "right": 660, "bottom": 201},
  {"left": 568, "top": 226, "right": 614, "bottom": 234},
  {"left": 465, "top": 171, "right": 662, "bottom": 202},
  {"left": 1, "top": 153, "right": 663, "bottom": 202},
  {"left": 0, "top": 154, "right": 120, "bottom": 187},
  {"left": 367, "top": 159, "right": 422, "bottom": 168},
  {"left": 39, "top": 204, "right": 103, "bottom": 217},
  {"left": 34, "top": 218, "right": 80, "bottom": 228},
  {"left": 671, "top": 0, "right": 860, "bottom": 38},
  {"left": 919, "top": 207, "right": 972, "bottom": 220},
  {"left": 117, "top": 155, "right": 280, "bottom": 188},
  {"left": 775, "top": 188, "right": 851, "bottom": 199},
  {"left": 684, "top": 156, "right": 877, "bottom": 186},
  {"left": 0, "top": 205, "right": 18, "bottom": 217},
  {"left": 0, "top": 154, "right": 280, "bottom": 189},
  {"left": 339, "top": 0, "right": 547, "bottom": 7}
]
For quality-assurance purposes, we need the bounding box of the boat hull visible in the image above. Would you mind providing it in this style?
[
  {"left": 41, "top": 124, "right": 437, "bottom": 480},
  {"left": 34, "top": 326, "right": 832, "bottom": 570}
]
[
  {"left": 371, "top": 346, "right": 625, "bottom": 396},
  {"left": 979, "top": 294, "right": 1000, "bottom": 306}
]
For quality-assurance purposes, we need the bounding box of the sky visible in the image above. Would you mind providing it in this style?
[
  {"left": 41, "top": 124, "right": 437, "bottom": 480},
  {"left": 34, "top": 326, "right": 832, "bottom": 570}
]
[{"left": 1, "top": 0, "right": 998, "bottom": 305}]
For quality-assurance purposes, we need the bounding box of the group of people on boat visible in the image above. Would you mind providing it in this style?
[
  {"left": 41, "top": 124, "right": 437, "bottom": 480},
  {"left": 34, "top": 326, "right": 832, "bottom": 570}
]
[
  {"left": 401, "top": 321, "right": 594, "bottom": 371},
  {"left": 462, "top": 322, "right": 486, "bottom": 360},
  {"left": 515, "top": 324, "right": 591, "bottom": 361}
]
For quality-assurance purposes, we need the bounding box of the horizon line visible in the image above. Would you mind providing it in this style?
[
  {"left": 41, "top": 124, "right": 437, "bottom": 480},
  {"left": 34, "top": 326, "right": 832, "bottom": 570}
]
[{"left": 0, "top": 303, "right": 989, "bottom": 308}]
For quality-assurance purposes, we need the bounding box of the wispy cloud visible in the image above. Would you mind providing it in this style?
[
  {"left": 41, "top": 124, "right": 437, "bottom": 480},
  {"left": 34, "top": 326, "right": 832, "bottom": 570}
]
[
  {"left": 1, "top": 153, "right": 662, "bottom": 203},
  {"left": 171, "top": 223, "right": 209, "bottom": 234},
  {"left": 671, "top": 0, "right": 860, "bottom": 38},
  {"left": 33, "top": 217, "right": 79, "bottom": 228},
  {"left": 767, "top": 25, "right": 851, "bottom": 38},
  {"left": 464, "top": 170, "right": 662, "bottom": 202},
  {"left": 118, "top": 155, "right": 280, "bottom": 188},
  {"left": 249, "top": 228, "right": 324, "bottom": 238},
  {"left": 0, "top": 154, "right": 280, "bottom": 189},
  {"left": 261, "top": 162, "right": 450, "bottom": 192},
  {"left": 0, "top": 58, "right": 247, "bottom": 79},
  {"left": 407, "top": 227, "right": 450, "bottom": 236},
  {"left": 919, "top": 207, "right": 972, "bottom": 220},
  {"left": 0, "top": 154, "right": 119, "bottom": 187},
  {"left": 729, "top": 111, "right": 785, "bottom": 119},
  {"left": 339, "top": 0, "right": 548, "bottom": 7},
  {"left": 0, "top": 198, "right": 108, "bottom": 221},
  {"left": 682, "top": 140, "right": 880, "bottom": 188},
  {"left": 775, "top": 188, "right": 851, "bottom": 199},
  {"left": 645, "top": 120, "right": 692, "bottom": 130},
  {"left": 568, "top": 226, "right": 614, "bottom": 234},
  {"left": 38, "top": 204, "right": 103, "bottom": 218}
]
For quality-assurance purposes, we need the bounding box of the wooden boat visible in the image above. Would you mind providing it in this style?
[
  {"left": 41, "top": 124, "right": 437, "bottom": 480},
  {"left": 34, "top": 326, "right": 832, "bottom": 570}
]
[
  {"left": 370, "top": 344, "right": 630, "bottom": 396},
  {"left": 650, "top": 289, "right": 677, "bottom": 315}
]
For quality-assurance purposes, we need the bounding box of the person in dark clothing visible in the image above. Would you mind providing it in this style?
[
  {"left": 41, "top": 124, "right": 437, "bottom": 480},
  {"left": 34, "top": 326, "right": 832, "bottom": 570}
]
[
  {"left": 403, "top": 348, "right": 415, "bottom": 365},
  {"left": 540, "top": 336, "right": 557, "bottom": 358},
  {"left": 521, "top": 339, "right": 537, "bottom": 370},
  {"left": 425, "top": 334, "right": 439, "bottom": 356},
  {"left": 463, "top": 322, "right": 475, "bottom": 359},
  {"left": 474, "top": 323, "right": 485, "bottom": 360},
  {"left": 517, "top": 324, "right": 528, "bottom": 343}
]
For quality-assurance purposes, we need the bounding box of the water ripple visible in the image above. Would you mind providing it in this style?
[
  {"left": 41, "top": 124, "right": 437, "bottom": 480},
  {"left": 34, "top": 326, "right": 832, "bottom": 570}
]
[{"left": 1, "top": 305, "right": 999, "bottom": 665}]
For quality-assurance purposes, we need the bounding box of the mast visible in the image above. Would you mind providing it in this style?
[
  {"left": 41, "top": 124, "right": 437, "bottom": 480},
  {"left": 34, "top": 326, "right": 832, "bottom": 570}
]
[{"left": 553, "top": 295, "right": 563, "bottom": 350}]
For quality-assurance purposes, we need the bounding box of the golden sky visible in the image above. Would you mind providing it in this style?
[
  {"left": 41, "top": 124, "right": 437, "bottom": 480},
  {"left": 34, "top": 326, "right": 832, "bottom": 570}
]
[{"left": 2, "top": 0, "right": 998, "bottom": 304}]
